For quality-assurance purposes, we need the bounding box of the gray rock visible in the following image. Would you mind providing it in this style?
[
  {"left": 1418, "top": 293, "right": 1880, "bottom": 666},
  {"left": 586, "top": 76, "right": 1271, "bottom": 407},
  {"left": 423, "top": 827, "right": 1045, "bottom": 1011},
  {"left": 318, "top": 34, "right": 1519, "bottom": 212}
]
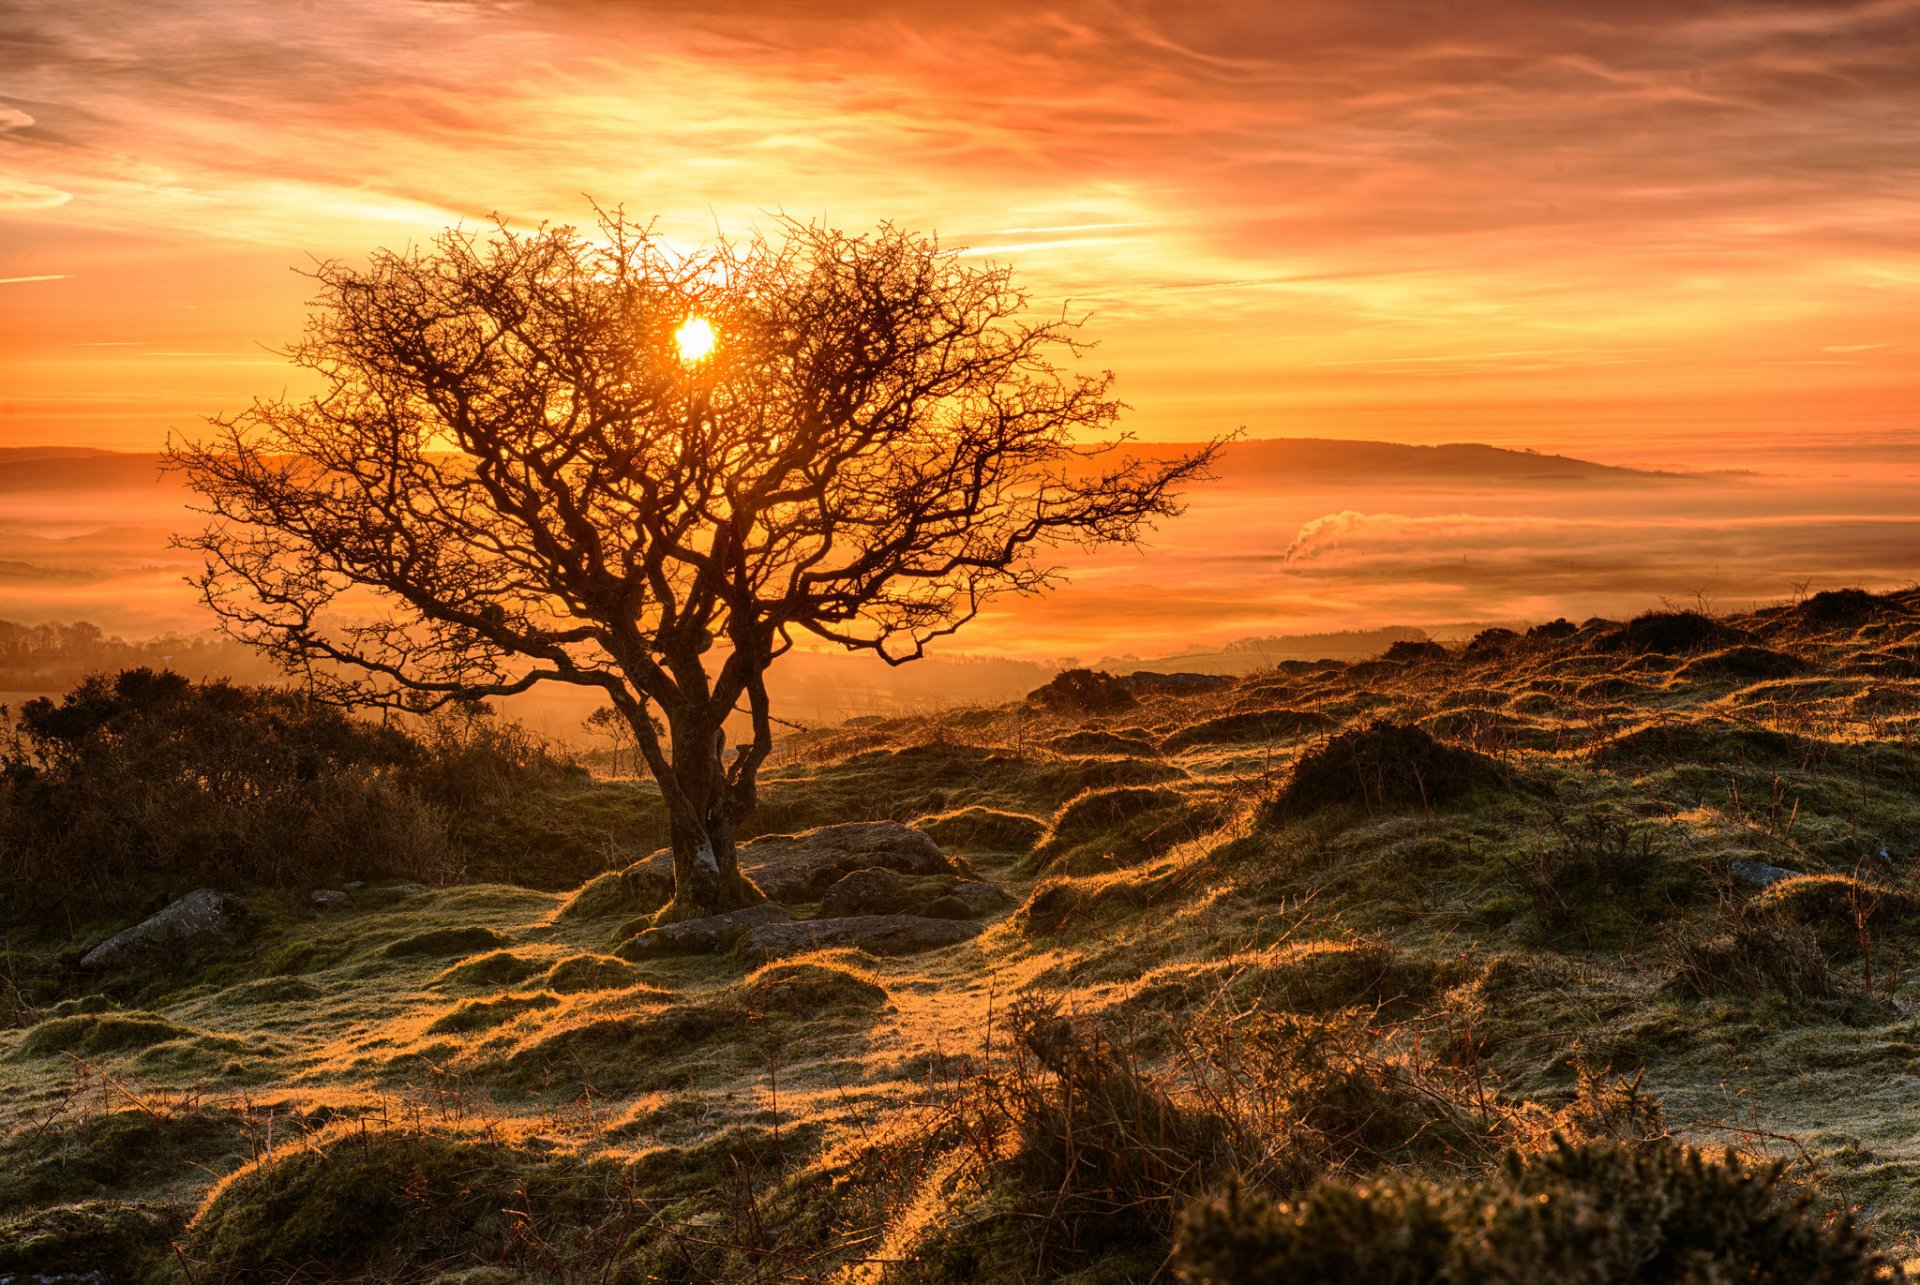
[
  {"left": 1731, "top": 859, "right": 1802, "bottom": 888},
  {"left": 926, "top": 880, "right": 1017, "bottom": 918},
  {"left": 733, "top": 821, "right": 954, "bottom": 902},
  {"left": 734, "top": 914, "right": 984, "bottom": 962},
  {"left": 818, "top": 867, "right": 908, "bottom": 917},
  {"left": 617, "top": 903, "right": 793, "bottom": 958},
  {"left": 612, "top": 821, "right": 956, "bottom": 908},
  {"left": 311, "top": 889, "right": 349, "bottom": 907},
  {"left": 81, "top": 889, "right": 243, "bottom": 970},
  {"left": 817, "top": 867, "right": 1015, "bottom": 920}
]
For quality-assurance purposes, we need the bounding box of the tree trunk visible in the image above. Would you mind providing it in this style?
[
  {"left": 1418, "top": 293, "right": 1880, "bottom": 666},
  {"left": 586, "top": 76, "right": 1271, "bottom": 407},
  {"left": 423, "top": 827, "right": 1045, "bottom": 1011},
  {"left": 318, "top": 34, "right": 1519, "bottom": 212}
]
[{"left": 651, "top": 704, "right": 766, "bottom": 923}]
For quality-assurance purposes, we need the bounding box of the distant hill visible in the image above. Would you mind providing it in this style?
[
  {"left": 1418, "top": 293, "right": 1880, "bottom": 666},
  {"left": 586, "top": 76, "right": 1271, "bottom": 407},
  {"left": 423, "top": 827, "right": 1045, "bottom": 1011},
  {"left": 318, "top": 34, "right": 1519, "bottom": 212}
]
[
  {"left": 1127, "top": 437, "right": 1690, "bottom": 486},
  {"left": 0, "top": 438, "right": 1687, "bottom": 497}
]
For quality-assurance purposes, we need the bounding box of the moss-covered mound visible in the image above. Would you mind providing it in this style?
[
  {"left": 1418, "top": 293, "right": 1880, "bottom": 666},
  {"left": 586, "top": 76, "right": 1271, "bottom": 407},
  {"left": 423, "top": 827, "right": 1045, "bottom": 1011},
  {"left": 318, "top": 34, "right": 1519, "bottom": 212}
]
[
  {"left": 1598, "top": 610, "right": 1745, "bottom": 655},
  {"left": 0, "top": 1106, "right": 255, "bottom": 1212},
  {"left": 1675, "top": 645, "right": 1809, "bottom": 682},
  {"left": 555, "top": 857, "right": 676, "bottom": 921},
  {"left": 1161, "top": 708, "right": 1335, "bottom": 753},
  {"left": 1267, "top": 722, "right": 1506, "bottom": 821},
  {"left": 1044, "top": 728, "right": 1162, "bottom": 757},
  {"left": 382, "top": 925, "right": 513, "bottom": 959},
  {"left": 183, "top": 1127, "right": 629, "bottom": 1282},
  {"left": 1036, "top": 786, "right": 1228, "bottom": 871},
  {"left": 0, "top": 1199, "right": 187, "bottom": 1278},
  {"left": 1797, "top": 587, "right": 1905, "bottom": 628},
  {"left": 913, "top": 805, "right": 1047, "bottom": 854}
]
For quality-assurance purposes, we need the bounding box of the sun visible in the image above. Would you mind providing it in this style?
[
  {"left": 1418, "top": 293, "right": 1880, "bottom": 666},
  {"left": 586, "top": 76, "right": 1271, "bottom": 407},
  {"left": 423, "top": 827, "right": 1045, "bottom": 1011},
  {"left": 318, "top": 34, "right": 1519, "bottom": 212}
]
[{"left": 674, "top": 316, "right": 716, "bottom": 363}]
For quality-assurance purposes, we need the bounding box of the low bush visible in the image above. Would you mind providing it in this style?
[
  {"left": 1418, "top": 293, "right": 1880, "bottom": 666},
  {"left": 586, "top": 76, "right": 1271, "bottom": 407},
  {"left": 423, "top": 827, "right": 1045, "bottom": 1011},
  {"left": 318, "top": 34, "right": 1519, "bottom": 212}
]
[
  {"left": 1268, "top": 722, "right": 1506, "bottom": 821},
  {"left": 1173, "top": 1136, "right": 1894, "bottom": 1283},
  {"left": 1027, "top": 668, "right": 1138, "bottom": 715},
  {"left": 0, "top": 670, "right": 584, "bottom": 924}
]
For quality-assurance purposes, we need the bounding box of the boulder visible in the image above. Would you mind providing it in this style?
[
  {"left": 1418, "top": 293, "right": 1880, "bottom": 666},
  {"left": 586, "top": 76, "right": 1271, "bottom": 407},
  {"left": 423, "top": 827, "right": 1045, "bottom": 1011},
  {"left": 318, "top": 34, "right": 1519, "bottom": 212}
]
[
  {"left": 735, "top": 915, "right": 984, "bottom": 963},
  {"left": 569, "top": 821, "right": 961, "bottom": 927},
  {"left": 740, "top": 821, "right": 954, "bottom": 901},
  {"left": 818, "top": 867, "right": 908, "bottom": 917},
  {"left": 81, "top": 889, "right": 244, "bottom": 970},
  {"left": 922, "top": 880, "right": 1017, "bottom": 919},
  {"left": 311, "top": 889, "right": 349, "bottom": 908},
  {"left": 818, "top": 867, "right": 1016, "bottom": 919},
  {"left": 616, "top": 903, "right": 793, "bottom": 959},
  {"left": 1731, "top": 859, "right": 1802, "bottom": 888}
]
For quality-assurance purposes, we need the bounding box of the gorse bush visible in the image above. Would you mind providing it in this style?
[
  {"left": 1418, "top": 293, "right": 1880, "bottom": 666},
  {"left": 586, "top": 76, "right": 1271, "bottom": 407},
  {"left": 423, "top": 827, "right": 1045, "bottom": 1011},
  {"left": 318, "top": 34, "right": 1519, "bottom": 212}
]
[
  {"left": 1173, "top": 1137, "right": 1896, "bottom": 1284},
  {"left": 0, "top": 669, "right": 580, "bottom": 922}
]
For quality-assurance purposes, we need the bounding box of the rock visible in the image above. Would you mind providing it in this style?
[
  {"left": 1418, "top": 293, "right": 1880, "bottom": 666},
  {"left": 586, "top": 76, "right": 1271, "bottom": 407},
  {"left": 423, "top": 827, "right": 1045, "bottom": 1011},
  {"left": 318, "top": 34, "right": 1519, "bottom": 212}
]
[
  {"left": 342, "top": 880, "right": 366, "bottom": 891},
  {"left": 616, "top": 903, "right": 793, "bottom": 959},
  {"left": 571, "top": 822, "right": 961, "bottom": 926},
  {"left": 818, "top": 867, "right": 907, "bottom": 917},
  {"left": 817, "top": 867, "right": 1015, "bottom": 919},
  {"left": 734, "top": 915, "right": 985, "bottom": 962},
  {"left": 310, "top": 889, "right": 349, "bottom": 908},
  {"left": 926, "top": 880, "right": 1017, "bottom": 918},
  {"left": 81, "top": 889, "right": 243, "bottom": 970},
  {"left": 390, "top": 883, "right": 431, "bottom": 896},
  {"left": 738, "top": 822, "right": 954, "bottom": 902},
  {"left": 1731, "top": 859, "right": 1802, "bottom": 888}
]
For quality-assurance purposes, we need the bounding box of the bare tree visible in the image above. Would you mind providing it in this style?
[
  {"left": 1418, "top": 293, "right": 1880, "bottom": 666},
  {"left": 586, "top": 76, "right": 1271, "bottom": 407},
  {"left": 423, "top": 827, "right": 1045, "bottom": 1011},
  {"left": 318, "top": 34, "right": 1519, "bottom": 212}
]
[{"left": 171, "top": 213, "right": 1219, "bottom": 920}]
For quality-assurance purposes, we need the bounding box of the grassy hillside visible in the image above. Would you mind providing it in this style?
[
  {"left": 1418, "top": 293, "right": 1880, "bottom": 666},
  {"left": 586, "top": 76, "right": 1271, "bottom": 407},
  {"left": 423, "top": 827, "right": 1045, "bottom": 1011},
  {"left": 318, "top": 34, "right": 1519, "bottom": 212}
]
[{"left": 3, "top": 588, "right": 1919, "bottom": 1280}]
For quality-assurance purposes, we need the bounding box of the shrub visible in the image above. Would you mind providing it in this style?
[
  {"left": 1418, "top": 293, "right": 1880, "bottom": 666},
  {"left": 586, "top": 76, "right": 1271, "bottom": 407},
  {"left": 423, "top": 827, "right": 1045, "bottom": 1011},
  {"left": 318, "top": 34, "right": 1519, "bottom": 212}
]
[
  {"left": 1173, "top": 1137, "right": 1895, "bottom": 1283},
  {"left": 1665, "top": 899, "right": 1842, "bottom": 1002},
  {"left": 183, "top": 1125, "right": 633, "bottom": 1282},
  {"left": 913, "top": 806, "right": 1047, "bottom": 854},
  {"left": 1799, "top": 588, "right": 1902, "bottom": 628},
  {"left": 1027, "top": 668, "right": 1137, "bottom": 715},
  {"left": 1599, "top": 610, "right": 1743, "bottom": 655},
  {"left": 1382, "top": 639, "right": 1449, "bottom": 664},
  {"left": 1268, "top": 722, "right": 1505, "bottom": 821},
  {"left": 0, "top": 671, "right": 583, "bottom": 923}
]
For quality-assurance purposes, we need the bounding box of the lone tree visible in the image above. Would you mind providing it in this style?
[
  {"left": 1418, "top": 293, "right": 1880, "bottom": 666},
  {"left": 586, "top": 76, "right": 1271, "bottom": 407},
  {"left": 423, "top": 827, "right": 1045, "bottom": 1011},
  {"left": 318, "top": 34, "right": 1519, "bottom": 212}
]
[{"left": 172, "top": 214, "right": 1218, "bottom": 920}]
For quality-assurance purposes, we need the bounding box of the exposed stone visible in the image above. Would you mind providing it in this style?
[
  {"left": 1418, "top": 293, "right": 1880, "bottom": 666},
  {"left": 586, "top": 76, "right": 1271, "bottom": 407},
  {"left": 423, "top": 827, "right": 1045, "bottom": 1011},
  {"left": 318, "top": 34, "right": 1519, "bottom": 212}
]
[
  {"left": 603, "top": 821, "right": 957, "bottom": 912},
  {"left": 926, "top": 880, "right": 1017, "bottom": 918},
  {"left": 616, "top": 903, "right": 793, "bottom": 959},
  {"left": 738, "top": 822, "right": 954, "bottom": 901},
  {"left": 817, "top": 867, "right": 1015, "bottom": 919},
  {"left": 734, "top": 915, "right": 984, "bottom": 962},
  {"left": 80, "top": 889, "right": 244, "bottom": 970},
  {"left": 818, "top": 868, "right": 907, "bottom": 917},
  {"left": 1731, "top": 859, "right": 1802, "bottom": 888},
  {"left": 310, "top": 889, "right": 349, "bottom": 908}
]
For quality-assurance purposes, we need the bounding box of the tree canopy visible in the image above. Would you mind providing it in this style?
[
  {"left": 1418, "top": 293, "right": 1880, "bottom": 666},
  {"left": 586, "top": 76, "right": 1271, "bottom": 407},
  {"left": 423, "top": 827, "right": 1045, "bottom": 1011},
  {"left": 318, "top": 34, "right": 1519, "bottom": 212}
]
[{"left": 172, "top": 213, "right": 1218, "bottom": 917}]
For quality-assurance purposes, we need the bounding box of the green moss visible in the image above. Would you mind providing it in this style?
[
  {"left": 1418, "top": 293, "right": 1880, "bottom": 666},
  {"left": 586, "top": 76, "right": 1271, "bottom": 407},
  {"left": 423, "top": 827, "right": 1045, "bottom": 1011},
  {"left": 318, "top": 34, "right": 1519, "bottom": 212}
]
[
  {"left": 425, "top": 991, "right": 560, "bottom": 1035},
  {"left": 437, "top": 949, "right": 549, "bottom": 989},
  {"left": 383, "top": 926, "right": 513, "bottom": 958},
  {"left": 741, "top": 961, "right": 889, "bottom": 1018},
  {"left": 16, "top": 1010, "right": 198, "bottom": 1058},
  {"left": 0, "top": 1107, "right": 254, "bottom": 1213},
  {"left": 1036, "top": 786, "right": 1226, "bottom": 872},
  {"left": 183, "top": 1127, "right": 629, "bottom": 1282},
  {"left": 914, "top": 806, "right": 1048, "bottom": 854},
  {"left": 540, "top": 952, "right": 645, "bottom": 993},
  {"left": 0, "top": 1199, "right": 186, "bottom": 1276}
]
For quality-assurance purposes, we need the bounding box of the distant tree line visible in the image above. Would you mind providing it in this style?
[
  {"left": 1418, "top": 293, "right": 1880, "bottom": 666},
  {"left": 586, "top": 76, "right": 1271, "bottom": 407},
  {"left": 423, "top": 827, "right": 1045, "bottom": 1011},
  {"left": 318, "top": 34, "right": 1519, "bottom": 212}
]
[{"left": 0, "top": 619, "right": 279, "bottom": 694}]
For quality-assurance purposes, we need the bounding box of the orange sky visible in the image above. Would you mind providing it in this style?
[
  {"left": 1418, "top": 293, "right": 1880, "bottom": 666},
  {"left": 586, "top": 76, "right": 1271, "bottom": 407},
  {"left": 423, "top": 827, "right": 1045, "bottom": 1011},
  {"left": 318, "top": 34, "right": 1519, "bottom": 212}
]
[{"left": 3, "top": 1, "right": 1917, "bottom": 460}]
